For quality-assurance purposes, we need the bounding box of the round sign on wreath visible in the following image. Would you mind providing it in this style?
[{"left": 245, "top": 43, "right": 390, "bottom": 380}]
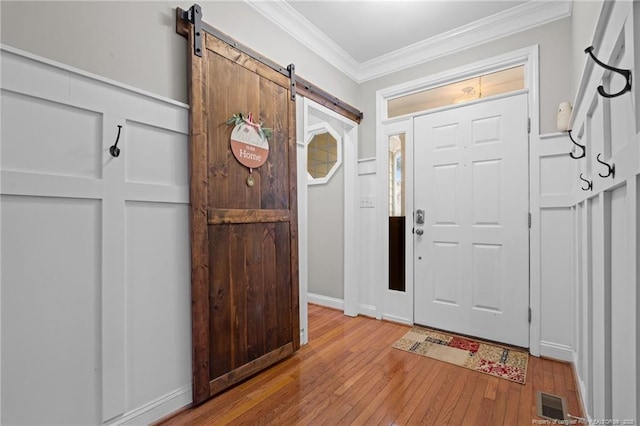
[{"left": 225, "top": 113, "right": 273, "bottom": 187}]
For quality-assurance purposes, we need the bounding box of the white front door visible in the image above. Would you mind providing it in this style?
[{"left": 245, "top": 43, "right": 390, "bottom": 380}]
[{"left": 413, "top": 92, "right": 530, "bottom": 347}]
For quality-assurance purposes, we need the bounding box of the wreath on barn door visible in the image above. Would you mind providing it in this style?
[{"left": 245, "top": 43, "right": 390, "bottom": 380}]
[{"left": 226, "top": 113, "right": 273, "bottom": 187}]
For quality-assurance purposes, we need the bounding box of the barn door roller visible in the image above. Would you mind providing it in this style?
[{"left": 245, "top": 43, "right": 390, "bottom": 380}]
[{"left": 180, "top": 4, "right": 202, "bottom": 57}]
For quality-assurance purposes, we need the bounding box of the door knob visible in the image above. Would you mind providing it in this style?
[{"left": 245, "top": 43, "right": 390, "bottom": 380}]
[{"left": 415, "top": 228, "right": 424, "bottom": 236}]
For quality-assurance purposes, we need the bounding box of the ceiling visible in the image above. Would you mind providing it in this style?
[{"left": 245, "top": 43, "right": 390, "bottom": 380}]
[
  {"left": 246, "top": 0, "right": 572, "bottom": 82},
  {"left": 286, "top": 1, "right": 529, "bottom": 63}
]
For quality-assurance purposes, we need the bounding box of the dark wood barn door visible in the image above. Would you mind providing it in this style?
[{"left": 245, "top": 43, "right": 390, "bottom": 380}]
[{"left": 180, "top": 10, "right": 299, "bottom": 405}]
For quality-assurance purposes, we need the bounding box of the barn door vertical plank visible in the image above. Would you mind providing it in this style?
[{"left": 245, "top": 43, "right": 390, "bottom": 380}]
[
  {"left": 288, "top": 85, "right": 300, "bottom": 351},
  {"left": 186, "top": 21, "right": 211, "bottom": 405}
]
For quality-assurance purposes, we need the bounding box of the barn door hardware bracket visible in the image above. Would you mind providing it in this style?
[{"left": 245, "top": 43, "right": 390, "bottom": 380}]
[
  {"left": 596, "top": 153, "right": 615, "bottom": 179},
  {"left": 288, "top": 64, "right": 296, "bottom": 101},
  {"left": 181, "top": 4, "right": 203, "bottom": 57},
  {"left": 585, "top": 46, "right": 632, "bottom": 98},
  {"left": 568, "top": 130, "right": 586, "bottom": 159},
  {"left": 579, "top": 173, "right": 593, "bottom": 191}
]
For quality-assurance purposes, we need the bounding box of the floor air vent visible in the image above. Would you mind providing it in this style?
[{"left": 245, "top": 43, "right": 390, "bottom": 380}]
[{"left": 536, "top": 391, "right": 567, "bottom": 421}]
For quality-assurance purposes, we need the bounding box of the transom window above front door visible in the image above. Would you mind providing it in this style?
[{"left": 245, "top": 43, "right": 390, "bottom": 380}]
[{"left": 386, "top": 65, "right": 524, "bottom": 118}]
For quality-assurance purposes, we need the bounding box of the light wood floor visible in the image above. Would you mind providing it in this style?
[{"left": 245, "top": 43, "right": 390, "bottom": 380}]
[{"left": 160, "top": 304, "right": 583, "bottom": 425}]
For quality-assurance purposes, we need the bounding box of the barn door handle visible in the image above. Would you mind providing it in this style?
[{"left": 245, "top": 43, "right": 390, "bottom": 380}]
[
  {"left": 110, "top": 125, "right": 122, "bottom": 158},
  {"left": 596, "top": 153, "right": 615, "bottom": 179},
  {"left": 585, "top": 46, "right": 632, "bottom": 98},
  {"left": 579, "top": 173, "right": 592, "bottom": 191},
  {"left": 568, "top": 130, "right": 585, "bottom": 159}
]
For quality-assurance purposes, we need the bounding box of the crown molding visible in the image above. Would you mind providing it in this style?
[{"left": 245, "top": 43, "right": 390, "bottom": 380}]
[
  {"left": 245, "top": 0, "right": 361, "bottom": 80},
  {"left": 246, "top": 0, "right": 572, "bottom": 83}
]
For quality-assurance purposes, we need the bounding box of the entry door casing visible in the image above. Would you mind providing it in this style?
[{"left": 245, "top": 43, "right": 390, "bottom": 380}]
[
  {"left": 413, "top": 93, "right": 529, "bottom": 348},
  {"left": 184, "top": 24, "right": 299, "bottom": 404}
]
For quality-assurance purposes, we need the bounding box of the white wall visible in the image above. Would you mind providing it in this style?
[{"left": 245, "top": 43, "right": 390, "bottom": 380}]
[
  {"left": 308, "top": 167, "right": 345, "bottom": 300},
  {"left": 0, "top": 1, "right": 359, "bottom": 108},
  {"left": 571, "top": 0, "right": 604, "bottom": 96},
  {"left": 305, "top": 104, "right": 358, "bottom": 304}
]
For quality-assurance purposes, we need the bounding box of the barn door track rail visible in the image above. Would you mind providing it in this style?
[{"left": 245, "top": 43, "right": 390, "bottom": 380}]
[{"left": 176, "top": 4, "right": 363, "bottom": 123}]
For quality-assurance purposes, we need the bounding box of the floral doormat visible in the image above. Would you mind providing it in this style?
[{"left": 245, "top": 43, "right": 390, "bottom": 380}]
[{"left": 392, "top": 327, "right": 528, "bottom": 384}]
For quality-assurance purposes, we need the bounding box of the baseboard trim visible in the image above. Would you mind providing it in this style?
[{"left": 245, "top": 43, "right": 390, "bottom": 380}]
[
  {"left": 108, "top": 385, "right": 192, "bottom": 426},
  {"left": 571, "top": 351, "right": 590, "bottom": 422},
  {"left": 382, "top": 314, "right": 412, "bottom": 325},
  {"left": 307, "top": 293, "right": 344, "bottom": 311},
  {"left": 539, "top": 341, "right": 574, "bottom": 362},
  {"left": 357, "top": 303, "right": 377, "bottom": 318}
]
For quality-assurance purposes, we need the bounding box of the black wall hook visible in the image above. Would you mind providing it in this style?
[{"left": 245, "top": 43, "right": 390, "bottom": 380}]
[
  {"left": 110, "top": 125, "right": 122, "bottom": 158},
  {"left": 596, "top": 153, "right": 615, "bottom": 179},
  {"left": 568, "top": 130, "right": 586, "bottom": 159},
  {"left": 585, "top": 46, "right": 632, "bottom": 98},
  {"left": 579, "top": 173, "right": 593, "bottom": 191}
]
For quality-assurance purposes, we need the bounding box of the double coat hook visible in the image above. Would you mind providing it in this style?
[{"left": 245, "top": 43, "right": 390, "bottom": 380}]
[
  {"left": 568, "top": 130, "right": 586, "bottom": 159},
  {"left": 585, "top": 46, "right": 632, "bottom": 98}
]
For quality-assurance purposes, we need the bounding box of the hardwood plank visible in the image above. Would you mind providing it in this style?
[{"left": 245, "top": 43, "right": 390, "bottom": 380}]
[
  {"left": 422, "top": 366, "right": 460, "bottom": 422},
  {"left": 484, "top": 377, "right": 499, "bottom": 400},
  {"left": 488, "top": 378, "right": 510, "bottom": 425},
  {"left": 517, "top": 358, "right": 535, "bottom": 425},
  {"left": 402, "top": 363, "right": 453, "bottom": 423},
  {"left": 447, "top": 370, "right": 480, "bottom": 425},
  {"left": 503, "top": 383, "right": 522, "bottom": 426},
  {"left": 460, "top": 375, "right": 489, "bottom": 425},
  {"left": 161, "top": 305, "right": 585, "bottom": 425},
  {"left": 188, "top": 24, "right": 211, "bottom": 406},
  {"left": 432, "top": 367, "right": 467, "bottom": 424}
]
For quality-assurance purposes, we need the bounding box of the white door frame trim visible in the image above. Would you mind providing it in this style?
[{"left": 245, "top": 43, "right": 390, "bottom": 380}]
[
  {"left": 301, "top": 98, "right": 359, "bottom": 318},
  {"left": 375, "top": 45, "right": 541, "bottom": 355}
]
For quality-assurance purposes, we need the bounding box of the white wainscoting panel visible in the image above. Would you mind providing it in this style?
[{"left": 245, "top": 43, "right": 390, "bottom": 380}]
[
  {"left": 125, "top": 121, "right": 189, "bottom": 187},
  {"left": 1, "top": 90, "right": 103, "bottom": 179},
  {"left": 124, "top": 202, "right": 191, "bottom": 411},
  {"left": 534, "top": 133, "right": 574, "bottom": 361},
  {"left": 0, "top": 46, "right": 191, "bottom": 425},
  {"left": 569, "top": 1, "right": 639, "bottom": 421},
  {"left": 356, "top": 158, "right": 380, "bottom": 318},
  {"left": 1, "top": 196, "right": 101, "bottom": 426}
]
